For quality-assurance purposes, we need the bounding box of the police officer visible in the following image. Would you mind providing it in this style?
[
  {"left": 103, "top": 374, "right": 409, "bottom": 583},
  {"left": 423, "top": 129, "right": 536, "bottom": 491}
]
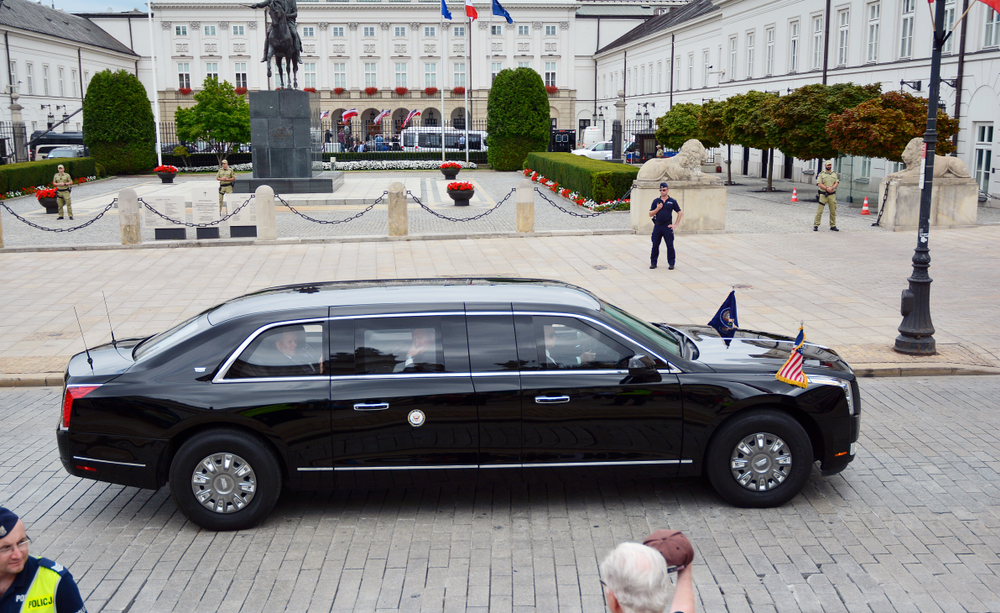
[
  {"left": 52, "top": 164, "right": 73, "bottom": 220},
  {"left": 216, "top": 159, "right": 236, "bottom": 213},
  {"left": 815, "top": 160, "right": 840, "bottom": 232},
  {"left": 0, "top": 507, "right": 87, "bottom": 613},
  {"left": 649, "top": 182, "right": 683, "bottom": 270}
]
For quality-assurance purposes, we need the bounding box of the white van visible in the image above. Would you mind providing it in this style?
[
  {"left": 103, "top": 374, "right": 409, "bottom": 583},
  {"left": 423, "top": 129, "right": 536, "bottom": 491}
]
[
  {"left": 400, "top": 127, "right": 487, "bottom": 152},
  {"left": 581, "top": 126, "right": 604, "bottom": 150}
]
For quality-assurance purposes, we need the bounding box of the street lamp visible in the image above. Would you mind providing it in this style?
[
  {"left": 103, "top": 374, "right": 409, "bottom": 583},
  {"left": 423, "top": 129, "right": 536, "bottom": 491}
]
[{"left": 41, "top": 104, "right": 54, "bottom": 129}]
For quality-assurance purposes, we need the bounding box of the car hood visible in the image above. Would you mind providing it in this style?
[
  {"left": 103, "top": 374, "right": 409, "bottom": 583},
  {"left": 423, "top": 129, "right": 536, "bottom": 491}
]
[
  {"left": 66, "top": 338, "right": 142, "bottom": 380},
  {"left": 667, "top": 324, "right": 853, "bottom": 375}
]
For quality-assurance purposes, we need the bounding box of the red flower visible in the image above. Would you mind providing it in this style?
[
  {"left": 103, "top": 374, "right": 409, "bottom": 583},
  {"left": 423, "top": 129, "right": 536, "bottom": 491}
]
[
  {"left": 364, "top": 86, "right": 378, "bottom": 95},
  {"left": 545, "top": 85, "right": 558, "bottom": 94},
  {"left": 334, "top": 87, "right": 346, "bottom": 95},
  {"left": 235, "top": 86, "right": 248, "bottom": 95},
  {"left": 36, "top": 188, "right": 57, "bottom": 200},
  {"left": 447, "top": 181, "right": 474, "bottom": 191},
  {"left": 424, "top": 87, "right": 438, "bottom": 96},
  {"left": 179, "top": 87, "right": 192, "bottom": 95},
  {"left": 154, "top": 165, "right": 178, "bottom": 173},
  {"left": 303, "top": 87, "right": 317, "bottom": 93},
  {"left": 452, "top": 86, "right": 465, "bottom": 95},
  {"left": 395, "top": 87, "right": 409, "bottom": 96},
  {"left": 440, "top": 162, "right": 462, "bottom": 169}
]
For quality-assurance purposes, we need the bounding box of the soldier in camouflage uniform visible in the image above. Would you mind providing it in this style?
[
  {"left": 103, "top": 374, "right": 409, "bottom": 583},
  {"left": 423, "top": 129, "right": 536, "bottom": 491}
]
[
  {"left": 216, "top": 160, "right": 236, "bottom": 213},
  {"left": 53, "top": 164, "right": 73, "bottom": 220},
  {"left": 815, "top": 160, "right": 839, "bottom": 232}
]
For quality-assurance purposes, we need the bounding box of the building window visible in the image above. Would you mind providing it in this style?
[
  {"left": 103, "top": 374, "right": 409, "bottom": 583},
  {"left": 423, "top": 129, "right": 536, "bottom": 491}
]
[
  {"left": 363, "top": 26, "right": 376, "bottom": 37},
  {"left": 728, "top": 36, "right": 737, "bottom": 80},
  {"left": 789, "top": 21, "right": 800, "bottom": 72},
  {"left": 764, "top": 28, "right": 774, "bottom": 75},
  {"left": 657, "top": 60, "right": 662, "bottom": 92},
  {"left": 333, "top": 62, "right": 346, "bottom": 88},
  {"left": 492, "top": 61, "right": 504, "bottom": 82},
  {"left": 974, "top": 123, "right": 994, "bottom": 192},
  {"left": 42, "top": 65, "right": 49, "bottom": 95},
  {"left": 204, "top": 25, "right": 216, "bottom": 36},
  {"left": 424, "top": 62, "right": 437, "bottom": 87},
  {"left": 332, "top": 26, "right": 344, "bottom": 37},
  {"left": 394, "top": 62, "right": 407, "bottom": 87},
  {"left": 491, "top": 25, "right": 503, "bottom": 35},
  {"left": 454, "top": 62, "right": 466, "bottom": 87},
  {"left": 860, "top": 157, "right": 872, "bottom": 179},
  {"left": 649, "top": 62, "right": 654, "bottom": 93},
  {"left": 394, "top": 26, "right": 406, "bottom": 37},
  {"left": 58, "top": 67, "right": 65, "bottom": 97},
  {"left": 205, "top": 62, "right": 218, "bottom": 81},
  {"left": 454, "top": 26, "right": 465, "bottom": 37},
  {"left": 302, "top": 26, "right": 315, "bottom": 37},
  {"left": 304, "top": 63, "right": 316, "bottom": 88},
  {"left": 687, "top": 54, "right": 694, "bottom": 88},
  {"left": 234, "top": 62, "right": 247, "bottom": 88},
  {"left": 365, "top": 62, "right": 377, "bottom": 87},
  {"left": 943, "top": 0, "right": 956, "bottom": 52},
  {"left": 424, "top": 26, "right": 436, "bottom": 37},
  {"left": 8, "top": 62, "right": 16, "bottom": 93},
  {"left": 518, "top": 61, "right": 531, "bottom": 68},
  {"left": 985, "top": 5, "right": 1000, "bottom": 47},
  {"left": 675, "top": 56, "right": 680, "bottom": 88},
  {"left": 867, "top": 3, "right": 880, "bottom": 62},
  {"left": 812, "top": 15, "right": 824, "bottom": 69},
  {"left": 518, "top": 25, "right": 529, "bottom": 35},
  {"left": 837, "top": 10, "right": 850, "bottom": 65},
  {"left": 545, "top": 25, "right": 556, "bottom": 36},
  {"left": 233, "top": 24, "right": 245, "bottom": 36},
  {"left": 746, "top": 31, "right": 755, "bottom": 78},
  {"left": 900, "top": 0, "right": 914, "bottom": 58},
  {"left": 639, "top": 65, "right": 645, "bottom": 95},
  {"left": 175, "top": 24, "right": 187, "bottom": 36},
  {"left": 177, "top": 62, "right": 190, "bottom": 89}
]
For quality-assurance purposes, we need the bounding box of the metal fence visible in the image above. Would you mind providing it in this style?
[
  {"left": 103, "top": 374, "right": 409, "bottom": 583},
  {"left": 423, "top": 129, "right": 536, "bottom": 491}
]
[{"left": 0, "top": 122, "right": 29, "bottom": 164}]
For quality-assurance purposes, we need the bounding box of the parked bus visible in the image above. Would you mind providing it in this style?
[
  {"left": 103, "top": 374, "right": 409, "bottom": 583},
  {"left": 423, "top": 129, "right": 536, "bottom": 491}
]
[
  {"left": 29, "top": 131, "right": 86, "bottom": 161},
  {"left": 399, "top": 127, "right": 487, "bottom": 152}
]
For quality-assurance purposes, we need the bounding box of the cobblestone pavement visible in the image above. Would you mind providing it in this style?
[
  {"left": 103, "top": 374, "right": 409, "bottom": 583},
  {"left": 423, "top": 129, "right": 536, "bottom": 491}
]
[{"left": 2, "top": 376, "right": 999, "bottom": 612}]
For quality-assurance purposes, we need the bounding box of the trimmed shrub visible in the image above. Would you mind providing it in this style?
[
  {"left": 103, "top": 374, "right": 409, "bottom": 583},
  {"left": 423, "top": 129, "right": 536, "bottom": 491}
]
[
  {"left": 0, "top": 158, "right": 97, "bottom": 196},
  {"left": 82, "top": 70, "right": 156, "bottom": 175},
  {"left": 525, "top": 153, "right": 637, "bottom": 203},
  {"left": 486, "top": 68, "right": 550, "bottom": 171}
]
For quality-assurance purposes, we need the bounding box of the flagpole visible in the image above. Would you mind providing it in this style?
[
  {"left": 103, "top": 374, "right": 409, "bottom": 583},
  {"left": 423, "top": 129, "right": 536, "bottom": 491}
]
[
  {"left": 441, "top": 14, "right": 447, "bottom": 164},
  {"left": 466, "top": 13, "right": 474, "bottom": 164}
]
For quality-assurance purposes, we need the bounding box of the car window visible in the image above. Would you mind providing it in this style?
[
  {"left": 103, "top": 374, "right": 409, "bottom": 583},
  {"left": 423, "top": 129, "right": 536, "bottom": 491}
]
[
  {"left": 466, "top": 314, "right": 519, "bottom": 372},
  {"left": 133, "top": 311, "right": 212, "bottom": 361},
  {"left": 355, "top": 316, "right": 457, "bottom": 374},
  {"left": 600, "top": 301, "right": 680, "bottom": 360},
  {"left": 533, "top": 316, "right": 633, "bottom": 370},
  {"left": 226, "top": 322, "right": 326, "bottom": 378}
]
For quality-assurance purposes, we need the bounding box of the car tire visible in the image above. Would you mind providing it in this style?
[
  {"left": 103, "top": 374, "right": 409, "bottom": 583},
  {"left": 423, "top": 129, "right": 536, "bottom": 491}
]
[
  {"left": 706, "top": 409, "right": 813, "bottom": 508},
  {"left": 169, "top": 429, "right": 282, "bottom": 531}
]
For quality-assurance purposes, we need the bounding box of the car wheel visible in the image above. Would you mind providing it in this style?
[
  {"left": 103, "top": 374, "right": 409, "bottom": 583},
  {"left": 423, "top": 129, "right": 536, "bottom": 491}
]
[
  {"left": 169, "top": 429, "right": 281, "bottom": 531},
  {"left": 706, "top": 409, "right": 813, "bottom": 508}
]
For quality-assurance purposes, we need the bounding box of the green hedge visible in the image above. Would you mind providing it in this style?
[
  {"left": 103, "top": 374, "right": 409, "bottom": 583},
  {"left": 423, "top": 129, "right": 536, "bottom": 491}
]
[
  {"left": 524, "top": 153, "right": 638, "bottom": 203},
  {"left": 0, "top": 158, "right": 98, "bottom": 196}
]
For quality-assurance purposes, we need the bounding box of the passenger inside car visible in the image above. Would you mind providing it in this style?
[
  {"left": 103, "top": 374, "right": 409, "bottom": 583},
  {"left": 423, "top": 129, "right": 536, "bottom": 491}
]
[
  {"left": 227, "top": 323, "right": 324, "bottom": 378},
  {"left": 393, "top": 327, "right": 440, "bottom": 372}
]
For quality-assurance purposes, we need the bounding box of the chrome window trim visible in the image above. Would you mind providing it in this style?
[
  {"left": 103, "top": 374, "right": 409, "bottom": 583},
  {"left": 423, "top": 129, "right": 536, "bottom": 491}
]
[
  {"left": 72, "top": 455, "right": 146, "bottom": 468},
  {"left": 314, "top": 459, "right": 694, "bottom": 472},
  {"left": 214, "top": 317, "right": 328, "bottom": 383},
  {"left": 329, "top": 311, "right": 462, "bottom": 321},
  {"left": 334, "top": 464, "right": 479, "bottom": 472}
]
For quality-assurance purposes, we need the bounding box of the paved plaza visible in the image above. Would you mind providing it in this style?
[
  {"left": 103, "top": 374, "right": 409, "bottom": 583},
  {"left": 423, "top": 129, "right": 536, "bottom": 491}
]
[{"left": 2, "top": 376, "right": 1000, "bottom": 612}]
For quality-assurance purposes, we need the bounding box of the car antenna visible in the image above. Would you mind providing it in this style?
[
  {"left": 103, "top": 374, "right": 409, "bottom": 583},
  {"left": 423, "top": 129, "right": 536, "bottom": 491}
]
[
  {"left": 73, "top": 306, "right": 94, "bottom": 372},
  {"left": 102, "top": 291, "right": 117, "bottom": 348}
]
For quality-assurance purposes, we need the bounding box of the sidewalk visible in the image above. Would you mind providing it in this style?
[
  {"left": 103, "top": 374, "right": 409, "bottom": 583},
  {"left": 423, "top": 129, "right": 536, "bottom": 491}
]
[{"left": 2, "top": 189, "right": 999, "bottom": 384}]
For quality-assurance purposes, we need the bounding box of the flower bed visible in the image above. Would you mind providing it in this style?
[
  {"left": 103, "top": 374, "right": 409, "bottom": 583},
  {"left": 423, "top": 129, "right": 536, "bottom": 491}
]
[
  {"left": 334, "top": 87, "right": 346, "bottom": 95},
  {"left": 452, "top": 86, "right": 465, "bottom": 95},
  {"left": 179, "top": 87, "right": 192, "bottom": 95},
  {"left": 303, "top": 87, "right": 317, "bottom": 93},
  {"left": 321, "top": 160, "right": 477, "bottom": 172},
  {"left": 545, "top": 85, "right": 558, "bottom": 94},
  {"left": 424, "top": 87, "right": 438, "bottom": 96},
  {"left": 235, "top": 86, "right": 248, "bottom": 95},
  {"left": 522, "top": 166, "right": 630, "bottom": 212},
  {"left": 35, "top": 188, "right": 57, "bottom": 200},
  {"left": 440, "top": 162, "right": 462, "bottom": 170},
  {"left": 154, "top": 165, "right": 178, "bottom": 173},
  {"left": 395, "top": 87, "right": 409, "bottom": 96},
  {"left": 2, "top": 175, "right": 99, "bottom": 200},
  {"left": 447, "top": 181, "right": 474, "bottom": 191},
  {"left": 364, "top": 86, "right": 378, "bottom": 95}
]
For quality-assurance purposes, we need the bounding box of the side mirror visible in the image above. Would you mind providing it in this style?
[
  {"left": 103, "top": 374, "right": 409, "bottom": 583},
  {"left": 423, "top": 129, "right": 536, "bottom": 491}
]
[{"left": 624, "top": 354, "right": 661, "bottom": 384}]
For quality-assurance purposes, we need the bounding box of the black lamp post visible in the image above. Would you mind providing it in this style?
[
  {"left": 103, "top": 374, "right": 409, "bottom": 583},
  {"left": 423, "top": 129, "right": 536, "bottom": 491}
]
[{"left": 895, "top": 0, "right": 947, "bottom": 355}]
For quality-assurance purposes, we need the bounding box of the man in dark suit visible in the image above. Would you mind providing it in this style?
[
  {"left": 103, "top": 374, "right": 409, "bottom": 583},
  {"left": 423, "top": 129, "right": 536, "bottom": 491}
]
[{"left": 394, "top": 327, "right": 441, "bottom": 372}]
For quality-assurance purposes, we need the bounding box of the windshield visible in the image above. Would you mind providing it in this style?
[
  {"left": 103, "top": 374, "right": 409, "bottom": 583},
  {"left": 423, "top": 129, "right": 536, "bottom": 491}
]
[
  {"left": 601, "top": 301, "right": 682, "bottom": 358},
  {"left": 133, "top": 310, "right": 212, "bottom": 361}
]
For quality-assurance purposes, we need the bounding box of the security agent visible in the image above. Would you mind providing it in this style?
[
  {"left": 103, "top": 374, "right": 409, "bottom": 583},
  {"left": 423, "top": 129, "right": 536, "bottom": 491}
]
[
  {"left": 649, "top": 182, "right": 683, "bottom": 270},
  {"left": 0, "top": 507, "right": 87, "bottom": 613}
]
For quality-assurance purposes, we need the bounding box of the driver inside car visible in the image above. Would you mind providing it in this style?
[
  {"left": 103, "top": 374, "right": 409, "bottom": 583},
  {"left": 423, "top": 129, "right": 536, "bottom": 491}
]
[{"left": 543, "top": 323, "right": 597, "bottom": 368}]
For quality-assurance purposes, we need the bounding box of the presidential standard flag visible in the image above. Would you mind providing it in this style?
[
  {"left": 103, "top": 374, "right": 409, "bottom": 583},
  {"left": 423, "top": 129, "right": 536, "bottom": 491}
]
[
  {"left": 441, "top": 0, "right": 452, "bottom": 19},
  {"left": 466, "top": 0, "right": 479, "bottom": 20},
  {"left": 492, "top": 0, "right": 512, "bottom": 23},
  {"left": 342, "top": 108, "right": 359, "bottom": 121},
  {"left": 374, "top": 109, "right": 391, "bottom": 124},
  {"left": 401, "top": 109, "right": 421, "bottom": 128},
  {"left": 775, "top": 325, "right": 809, "bottom": 388},
  {"left": 708, "top": 290, "right": 738, "bottom": 341},
  {"left": 320, "top": 110, "right": 330, "bottom": 120}
]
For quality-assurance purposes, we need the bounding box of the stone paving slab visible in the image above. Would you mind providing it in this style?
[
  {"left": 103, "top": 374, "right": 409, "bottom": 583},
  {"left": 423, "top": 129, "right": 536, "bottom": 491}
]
[{"left": 3, "top": 375, "right": 1000, "bottom": 612}]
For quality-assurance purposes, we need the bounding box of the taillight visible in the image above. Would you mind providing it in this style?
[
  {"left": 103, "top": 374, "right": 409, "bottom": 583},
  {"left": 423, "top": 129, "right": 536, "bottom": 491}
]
[{"left": 61, "top": 386, "right": 100, "bottom": 429}]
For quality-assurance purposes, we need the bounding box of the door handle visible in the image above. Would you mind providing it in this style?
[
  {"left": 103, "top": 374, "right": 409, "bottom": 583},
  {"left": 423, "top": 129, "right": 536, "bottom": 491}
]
[
  {"left": 353, "top": 402, "right": 389, "bottom": 411},
  {"left": 535, "top": 395, "right": 570, "bottom": 404}
]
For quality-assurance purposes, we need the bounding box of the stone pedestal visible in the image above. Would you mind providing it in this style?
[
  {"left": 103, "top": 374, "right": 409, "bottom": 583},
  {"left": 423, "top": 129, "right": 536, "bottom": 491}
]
[
  {"left": 876, "top": 177, "right": 978, "bottom": 232},
  {"left": 388, "top": 182, "right": 408, "bottom": 237},
  {"left": 630, "top": 179, "right": 726, "bottom": 234},
  {"left": 516, "top": 178, "right": 535, "bottom": 233}
]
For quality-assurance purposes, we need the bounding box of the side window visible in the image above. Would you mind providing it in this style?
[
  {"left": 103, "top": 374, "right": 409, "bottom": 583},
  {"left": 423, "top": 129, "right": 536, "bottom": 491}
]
[
  {"left": 226, "top": 322, "right": 326, "bottom": 378},
  {"left": 354, "top": 316, "right": 467, "bottom": 374},
  {"left": 467, "top": 314, "right": 519, "bottom": 371},
  {"left": 534, "top": 316, "right": 633, "bottom": 370}
]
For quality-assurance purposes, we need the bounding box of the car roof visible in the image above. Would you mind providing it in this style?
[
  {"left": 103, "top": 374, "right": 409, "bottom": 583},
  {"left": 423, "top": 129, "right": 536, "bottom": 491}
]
[{"left": 207, "top": 278, "right": 603, "bottom": 325}]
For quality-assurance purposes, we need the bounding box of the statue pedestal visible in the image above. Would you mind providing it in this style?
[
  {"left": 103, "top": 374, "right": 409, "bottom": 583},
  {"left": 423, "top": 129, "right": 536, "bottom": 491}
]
[
  {"left": 876, "top": 177, "right": 978, "bottom": 232},
  {"left": 630, "top": 179, "right": 726, "bottom": 234}
]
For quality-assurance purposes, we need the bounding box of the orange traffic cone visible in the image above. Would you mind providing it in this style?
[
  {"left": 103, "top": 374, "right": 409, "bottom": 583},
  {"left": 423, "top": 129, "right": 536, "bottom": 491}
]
[
  {"left": 860, "top": 197, "right": 870, "bottom": 215},
  {"left": 791, "top": 188, "right": 798, "bottom": 202}
]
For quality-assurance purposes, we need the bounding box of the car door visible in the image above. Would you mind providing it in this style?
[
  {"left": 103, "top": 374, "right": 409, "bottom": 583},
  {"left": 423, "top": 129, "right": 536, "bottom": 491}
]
[
  {"left": 514, "top": 313, "right": 684, "bottom": 469},
  {"left": 328, "top": 310, "right": 479, "bottom": 474},
  {"left": 465, "top": 305, "right": 521, "bottom": 466}
]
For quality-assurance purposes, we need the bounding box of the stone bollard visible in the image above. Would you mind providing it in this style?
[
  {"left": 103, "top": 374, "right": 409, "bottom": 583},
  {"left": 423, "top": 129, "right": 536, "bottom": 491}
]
[
  {"left": 388, "top": 181, "right": 408, "bottom": 237},
  {"left": 119, "top": 188, "right": 141, "bottom": 245},
  {"left": 516, "top": 178, "right": 535, "bottom": 233},
  {"left": 255, "top": 184, "right": 277, "bottom": 241}
]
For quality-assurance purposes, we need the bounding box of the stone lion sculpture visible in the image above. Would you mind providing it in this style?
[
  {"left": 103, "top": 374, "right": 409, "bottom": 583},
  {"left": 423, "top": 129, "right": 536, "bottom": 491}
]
[
  {"left": 637, "top": 139, "right": 713, "bottom": 182},
  {"left": 887, "top": 137, "right": 972, "bottom": 180}
]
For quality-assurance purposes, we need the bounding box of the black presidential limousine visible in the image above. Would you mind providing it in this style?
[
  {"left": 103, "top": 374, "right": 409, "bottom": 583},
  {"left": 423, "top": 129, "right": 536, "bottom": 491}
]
[{"left": 58, "top": 279, "right": 860, "bottom": 530}]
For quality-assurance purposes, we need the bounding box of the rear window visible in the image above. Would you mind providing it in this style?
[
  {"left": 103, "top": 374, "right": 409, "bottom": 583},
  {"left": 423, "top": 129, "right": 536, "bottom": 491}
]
[{"left": 133, "top": 312, "right": 212, "bottom": 362}]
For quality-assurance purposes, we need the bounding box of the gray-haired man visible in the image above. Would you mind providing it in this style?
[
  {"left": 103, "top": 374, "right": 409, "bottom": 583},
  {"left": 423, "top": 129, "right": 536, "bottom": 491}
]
[{"left": 600, "top": 538, "right": 695, "bottom": 613}]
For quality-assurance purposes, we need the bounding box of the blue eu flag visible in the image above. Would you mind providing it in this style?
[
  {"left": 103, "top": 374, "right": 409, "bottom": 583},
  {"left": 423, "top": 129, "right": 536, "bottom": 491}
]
[
  {"left": 492, "top": 0, "right": 513, "bottom": 23},
  {"left": 708, "top": 291, "right": 739, "bottom": 341},
  {"left": 441, "top": 0, "right": 452, "bottom": 19}
]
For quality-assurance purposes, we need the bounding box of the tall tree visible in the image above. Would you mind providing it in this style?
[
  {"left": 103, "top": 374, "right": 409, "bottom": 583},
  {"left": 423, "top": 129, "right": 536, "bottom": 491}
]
[
  {"left": 699, "top": 99, "right": 735, "bottom": 185},
  {"left": 654, "top": 103, "right": 715, "bottom": 151},
  {"left": 82, "top": 69, "right": 156, "bottom": 175},
  {"left": 486, "top": 67, "right": 550, "bottom": 171},
  {"left": 175, "top": 77, "right": 251, "bottom": 165},
  {"left": 724, "top": 91, "right": 781, "bottom": 190},
  {"left": 826, "top": 90, "right": 960, "bottom": 161},
  {"left": 771, "top": 83, "right": 882, "bottom": 164}
]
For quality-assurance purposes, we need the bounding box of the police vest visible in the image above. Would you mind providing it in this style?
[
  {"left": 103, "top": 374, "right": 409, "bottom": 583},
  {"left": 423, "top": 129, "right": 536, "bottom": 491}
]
[{"left": 18, "top": 558, "right": 64, "bottom": 613}]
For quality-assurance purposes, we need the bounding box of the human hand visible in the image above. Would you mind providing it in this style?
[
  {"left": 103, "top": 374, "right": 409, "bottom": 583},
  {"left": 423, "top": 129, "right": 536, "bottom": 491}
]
[{"left": 580, "top": 350, "right": 596, "bottom": 363}]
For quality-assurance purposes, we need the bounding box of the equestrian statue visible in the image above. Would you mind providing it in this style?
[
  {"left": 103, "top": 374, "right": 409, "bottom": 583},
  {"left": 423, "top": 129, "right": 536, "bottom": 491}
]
[{"left": 248, "top": 0, "right": 302, "bottom": 89}]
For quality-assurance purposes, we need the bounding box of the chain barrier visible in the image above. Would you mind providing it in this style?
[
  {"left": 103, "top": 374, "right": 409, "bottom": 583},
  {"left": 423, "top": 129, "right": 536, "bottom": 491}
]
[
  {"left": 871, "top": 184, "right": 892, "bottom": 227},
  {"left": 138, "top": 195, "right": 254, "bottom": 228},
  {"left": 277, "top": 192, "right": 386, "bottom": 225},
  {"left": 408, "top": 188, "right": 513, "bottom": 222},
  {"left": 533, "top": 187, "right": 623, "bottom": 219},
  {"left": 0, "top": 200, "right": 117, "bottom": 233}
]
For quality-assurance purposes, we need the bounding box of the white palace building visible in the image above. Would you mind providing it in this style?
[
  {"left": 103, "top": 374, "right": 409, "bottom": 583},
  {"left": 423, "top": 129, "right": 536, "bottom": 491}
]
[{"left": 1, "top": 0, "right": 997, "bottom": 195}]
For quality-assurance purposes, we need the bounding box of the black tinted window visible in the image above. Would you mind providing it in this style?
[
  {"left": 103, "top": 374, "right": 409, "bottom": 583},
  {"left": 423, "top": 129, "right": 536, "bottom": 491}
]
[
  {"left": 227, "top": 322, "right": 326, "bottom": 378},
  {"left": 467, "top": 314, "right": 519, "bottom": 372},
  {"left": 534, "top": 316, "right": 633, "bottom": 370},
  {"left": 354, "top": 316, "right": 468, "bottom": 374}
]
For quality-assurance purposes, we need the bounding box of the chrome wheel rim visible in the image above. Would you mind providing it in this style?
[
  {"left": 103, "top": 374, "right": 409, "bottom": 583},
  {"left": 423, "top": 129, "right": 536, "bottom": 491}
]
[
  {"left": 729, "top": 432, "right": 792, "bottom": 491},
  {"left": 190, "top": 452, "right": 257, "bottom": 514}
]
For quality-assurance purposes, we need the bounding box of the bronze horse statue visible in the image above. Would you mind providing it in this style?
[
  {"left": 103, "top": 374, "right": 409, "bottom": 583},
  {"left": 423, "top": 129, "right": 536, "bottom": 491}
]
[{"left": 263, "top": 1, "right": 300, "bottom": 89}]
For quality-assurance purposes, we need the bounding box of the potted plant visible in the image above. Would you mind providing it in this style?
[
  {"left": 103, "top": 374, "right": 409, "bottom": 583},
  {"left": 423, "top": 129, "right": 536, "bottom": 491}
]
[
  {"left": 235, "top": 86, "right": 248, "bottom": 95},
  {"left": 36, "top": 187, "right": 58, "bottom": 214},
  {"left": 334, "top": 87, "right": 346, "bottom": 95},
  {"left": 440, "top": 162, "right": 461, "bottom": 180},
  {"left": 395, "top": 86, "right": 409, "bottom": 96},
  {"left": 303, "top": 87, "right": 317, "bottom": 93},
  {"left": 179, "top": 87, "right": 192, "bottom": 95},
  {"left": 364, "top": 86, "right": 378, "bottom": 96},
  {"left": 154, "top": 164, "right": 179, "bottom": 183},
  {"left": 424, "top": 87, "right": 438, "bottom": 96},
  {"left": 446, "top": 181, "right": 474, "bottom": 206},
  {"left": 545, "top": 85, "right": 558, "bottom": 95},
  {"left": 452, "top": 86, "right": 465, "bottom": 95}
]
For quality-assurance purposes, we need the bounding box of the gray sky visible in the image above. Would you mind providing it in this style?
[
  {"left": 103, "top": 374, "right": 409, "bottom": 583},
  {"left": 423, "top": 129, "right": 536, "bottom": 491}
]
[{"left": 67, "top": 0, "right": 149, "bottom": 14}]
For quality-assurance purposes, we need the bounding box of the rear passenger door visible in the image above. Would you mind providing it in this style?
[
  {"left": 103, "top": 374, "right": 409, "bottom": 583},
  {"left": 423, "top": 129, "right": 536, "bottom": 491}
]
[{"left": 465, "top": 306, "right": 521, "bottom": 467}]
